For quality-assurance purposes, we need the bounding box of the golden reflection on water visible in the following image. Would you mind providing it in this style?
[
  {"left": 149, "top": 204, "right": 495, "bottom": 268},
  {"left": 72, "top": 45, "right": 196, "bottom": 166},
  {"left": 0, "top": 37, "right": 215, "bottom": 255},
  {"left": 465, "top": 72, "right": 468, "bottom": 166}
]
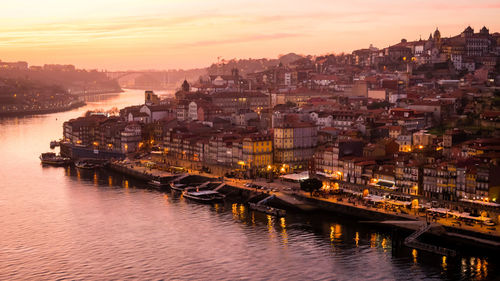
[
  {"left": 251, "top": 212, "right": 255, "bottom": 226},
  {"left": 239, "top": 204, "right": 246, "bottom": 220},
  {"left": 355, "top": 232, "right": 359, "bottom": 247},
  {"left": 461, "top": 257, "right": 488, "bottom": 280},
  {"left": 280, "top": 217, "right": 288, "bottom": 246},
  {"left": 76, "top": 170, "right": 81, "bottom": 181},
  {"left": 108, "top": 176, "right": 112, "bottom": 187},
  {"left": 230, "top": 204, "right": 246, "bottom": 221},
  {"left": 330, "top": 224, "right": 342, "bottom": 242},
  {"left": 381, "top": 238, "right": 387, "bottom": 252},
  {"left": 442, "top": 256, "right": 447, "bottom": 271},
  {"left": 267, "top": 215, "right": 276, "bottom": 239},
  {"left": 123, "top": 180, "right": 129, "bottom": 189},
  {"left": 412, "top": 249, "right": 418, "bottom": 264},
  {"left": 66, "top": 166, "right": 70, "bottom": 176},
  {"left": 213, "top": 203, "right": 220, "bottom": 213},
  {"left": 93, "top": 172, "right": 98, "bottom": 186},
  {"left": 232, "top": 203, "right": 238, "bottom": 220},
  {"left": 370, "top": 233, "right": 377, "bottom": 248}
]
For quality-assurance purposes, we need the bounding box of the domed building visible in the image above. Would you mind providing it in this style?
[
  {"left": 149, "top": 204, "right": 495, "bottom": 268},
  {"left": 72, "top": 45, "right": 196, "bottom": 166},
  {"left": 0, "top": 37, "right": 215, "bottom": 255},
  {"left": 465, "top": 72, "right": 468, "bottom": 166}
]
[{"left": 433, "top": 27, "right": 442, "bottom": 46}]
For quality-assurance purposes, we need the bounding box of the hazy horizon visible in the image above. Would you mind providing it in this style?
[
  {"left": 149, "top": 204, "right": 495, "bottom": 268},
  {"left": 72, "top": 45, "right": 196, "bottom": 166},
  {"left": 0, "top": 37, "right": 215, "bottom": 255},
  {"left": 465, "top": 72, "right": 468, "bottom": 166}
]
[{"left": 1, "top": 0, "right": 500, "bottom": 71}]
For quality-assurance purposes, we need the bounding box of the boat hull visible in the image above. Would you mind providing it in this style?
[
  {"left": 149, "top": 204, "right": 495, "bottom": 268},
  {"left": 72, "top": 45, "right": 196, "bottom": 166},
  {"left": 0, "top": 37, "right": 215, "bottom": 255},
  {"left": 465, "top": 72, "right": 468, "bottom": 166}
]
[
  {"left": 183, "top": 193, "right": 224, "bottom": 204},
  {"left": 249, "top": 203, "right": 286, "bottom": 217}
]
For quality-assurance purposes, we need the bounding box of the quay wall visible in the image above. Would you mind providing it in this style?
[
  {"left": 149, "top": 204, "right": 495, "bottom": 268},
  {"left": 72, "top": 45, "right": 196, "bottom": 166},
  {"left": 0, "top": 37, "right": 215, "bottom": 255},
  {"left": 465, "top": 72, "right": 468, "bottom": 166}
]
[
  {"left": 107, "top": 163, "right": 153, "bottom": 182},
  {"left": 60, "top": 143, "right": 125, "bottom": 160},
  {"left": 297, "top": 195, "right": 413, "bottom": 221}
]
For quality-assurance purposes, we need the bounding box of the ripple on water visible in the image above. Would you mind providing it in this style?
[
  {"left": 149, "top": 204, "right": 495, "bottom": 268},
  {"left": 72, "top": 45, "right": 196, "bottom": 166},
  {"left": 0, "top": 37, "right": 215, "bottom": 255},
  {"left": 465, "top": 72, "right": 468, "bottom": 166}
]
[{"left": 0, "top": 90, "right": 497, "bottom": 281}]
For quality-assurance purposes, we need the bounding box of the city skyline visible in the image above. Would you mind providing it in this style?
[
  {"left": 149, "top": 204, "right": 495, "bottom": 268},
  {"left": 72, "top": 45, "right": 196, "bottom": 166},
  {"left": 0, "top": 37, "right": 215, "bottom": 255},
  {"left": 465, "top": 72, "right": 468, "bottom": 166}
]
[{"left": 1, "top": 0, "right": 500, "bottom": 70}]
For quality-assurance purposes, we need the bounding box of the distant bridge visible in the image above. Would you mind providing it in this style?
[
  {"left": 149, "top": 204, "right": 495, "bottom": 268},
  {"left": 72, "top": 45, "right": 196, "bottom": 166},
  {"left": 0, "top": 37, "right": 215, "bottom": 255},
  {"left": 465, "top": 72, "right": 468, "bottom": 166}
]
[{"left": 105, "top": 71, "right": 177, "bottom": 89}]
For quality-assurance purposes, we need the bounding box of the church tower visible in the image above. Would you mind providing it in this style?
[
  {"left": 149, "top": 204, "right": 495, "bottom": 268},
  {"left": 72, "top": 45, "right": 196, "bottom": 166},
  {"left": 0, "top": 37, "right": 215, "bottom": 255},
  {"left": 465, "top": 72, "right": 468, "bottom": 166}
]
[{"left": 181, "top": 79, "right": 190, "bottom": 92}]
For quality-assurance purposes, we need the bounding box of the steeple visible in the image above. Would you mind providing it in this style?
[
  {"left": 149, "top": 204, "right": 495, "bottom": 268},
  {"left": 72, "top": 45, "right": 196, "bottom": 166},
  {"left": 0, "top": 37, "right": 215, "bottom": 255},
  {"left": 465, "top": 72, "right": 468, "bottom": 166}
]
[
  {"left": 181, "top": 79, "right": 190, "bottom": 92},
  {"left": 433, "top": 28, "right": 441, "bottom": 41},
  {"left": 480, "top": 26, "right": 489, "bottom": 35}
]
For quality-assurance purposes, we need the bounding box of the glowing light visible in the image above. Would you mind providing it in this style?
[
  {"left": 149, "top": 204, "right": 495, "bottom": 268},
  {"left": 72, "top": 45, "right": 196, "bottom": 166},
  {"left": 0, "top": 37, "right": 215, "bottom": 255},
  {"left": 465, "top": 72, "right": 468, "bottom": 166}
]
[{"left": 442, "top": 256, "right": 447, "bottom": 271}]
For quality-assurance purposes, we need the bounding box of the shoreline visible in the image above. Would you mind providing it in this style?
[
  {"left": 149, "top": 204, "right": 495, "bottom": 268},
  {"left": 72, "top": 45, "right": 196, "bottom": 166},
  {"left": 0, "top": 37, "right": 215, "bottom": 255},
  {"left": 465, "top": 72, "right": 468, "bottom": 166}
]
[
  {"left": 0, "top": 100, "right": 86, "bottom": 117},
  {"left": 105, "top": 160, "right": 500, "bottom": 252},
  {"left": 0, "top": 89, "right": 124, "bottom": 117}
]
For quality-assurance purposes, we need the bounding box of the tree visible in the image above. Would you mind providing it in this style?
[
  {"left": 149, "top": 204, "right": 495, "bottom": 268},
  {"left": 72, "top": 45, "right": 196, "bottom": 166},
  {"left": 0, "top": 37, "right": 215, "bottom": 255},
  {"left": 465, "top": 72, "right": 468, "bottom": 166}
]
[{"left": 300, "top": 178, "right": 323, "bottom": 196}]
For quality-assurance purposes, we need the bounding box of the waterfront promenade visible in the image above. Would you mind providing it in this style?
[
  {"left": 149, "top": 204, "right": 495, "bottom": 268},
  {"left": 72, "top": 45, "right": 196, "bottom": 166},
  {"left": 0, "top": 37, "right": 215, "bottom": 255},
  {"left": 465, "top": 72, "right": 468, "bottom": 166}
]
[{"left": 108, "top": 159, "right": 500, "bottom": 244}]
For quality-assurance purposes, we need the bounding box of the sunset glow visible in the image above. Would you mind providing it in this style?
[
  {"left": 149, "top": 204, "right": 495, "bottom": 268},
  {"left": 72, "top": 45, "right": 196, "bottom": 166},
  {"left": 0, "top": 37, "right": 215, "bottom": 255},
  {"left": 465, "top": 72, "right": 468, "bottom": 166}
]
[{"left": 1, "top": 0, "right": 500, "bottom": 69}]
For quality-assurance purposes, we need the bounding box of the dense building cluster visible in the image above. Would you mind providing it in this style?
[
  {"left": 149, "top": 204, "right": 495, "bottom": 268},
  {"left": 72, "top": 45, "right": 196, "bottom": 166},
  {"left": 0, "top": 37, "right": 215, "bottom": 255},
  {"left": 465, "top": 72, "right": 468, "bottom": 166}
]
[{"left": 62, "top": 26, "right": 500, "bottom": 204}]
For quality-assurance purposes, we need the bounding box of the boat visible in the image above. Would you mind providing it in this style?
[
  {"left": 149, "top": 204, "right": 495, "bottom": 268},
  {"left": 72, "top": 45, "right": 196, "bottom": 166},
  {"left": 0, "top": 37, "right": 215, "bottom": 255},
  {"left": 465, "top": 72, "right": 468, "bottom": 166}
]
[
  {"left": 248, "top": 202, "right": 286, "bottom": 217},
  {"left": 170, "top": 183, "right": 187, "bottom": 192},
  {"left": 75, "top": 159, "right": 107, "bottom": 170},
  {"left": 148, "top": 176, "right": 173, "bottom": 188},
  {"left": 39, "top": 152, "right": 71, "bottom": 166},
  {"left": 182, "top": 190, "right": 225, "bottom": 203},
  {"left": 75, "top": 160, "right": 97, "bottom": 169}
]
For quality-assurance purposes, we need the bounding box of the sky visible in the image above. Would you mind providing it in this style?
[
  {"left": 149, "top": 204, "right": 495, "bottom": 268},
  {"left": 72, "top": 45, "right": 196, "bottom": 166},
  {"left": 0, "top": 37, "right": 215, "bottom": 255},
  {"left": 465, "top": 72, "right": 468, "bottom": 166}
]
[{"left": 1, "top": 0, "right": 500, "bottom": 70}]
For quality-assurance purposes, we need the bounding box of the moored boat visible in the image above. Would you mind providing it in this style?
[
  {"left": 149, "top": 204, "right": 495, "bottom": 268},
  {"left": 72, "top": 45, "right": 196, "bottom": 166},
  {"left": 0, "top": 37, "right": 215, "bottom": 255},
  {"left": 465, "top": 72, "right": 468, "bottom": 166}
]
[
  {"left": 182, "top": 190, "right": 225, "bottom": 203},
  {"left": 148, "top": 176, "right": 173, "bottom": 188},
  {"left": 39, "top": 152, "right": 71, "bottom": 166},
  {"left": 249, "top": 202, "right": 286, "bottom": 217},
  {"left": 74, "top": 159, "right": 107, "bottom": 169},
  {"left": 170, "top": 183, "right": 187, "bottom": 192},
  {"left": 75, "top": 161, "right": 97, "bottom": 169}
]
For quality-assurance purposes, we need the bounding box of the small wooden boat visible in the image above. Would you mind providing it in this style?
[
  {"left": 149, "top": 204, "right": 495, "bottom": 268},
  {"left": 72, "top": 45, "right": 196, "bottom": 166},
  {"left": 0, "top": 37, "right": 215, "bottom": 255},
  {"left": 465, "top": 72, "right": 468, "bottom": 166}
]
[
  {"left": 75, "top": 161, "right": 97, "bottom": 169},
  {"left": 182, "top": 190, "right": 225, "bottom": 203},
  {"left": 170, "top": 183, "right": 187, "bottom": 192},
  {"left": 39, "top": 152, "right": 71, "bottom": 166},
  {"left": 249, "top": 203, "right": 286, "bottom": 217}
]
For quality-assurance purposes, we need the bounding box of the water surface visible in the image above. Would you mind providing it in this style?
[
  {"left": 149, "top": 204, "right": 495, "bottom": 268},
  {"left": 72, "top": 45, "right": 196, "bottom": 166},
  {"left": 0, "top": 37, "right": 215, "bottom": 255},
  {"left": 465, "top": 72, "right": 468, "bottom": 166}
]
[{"left": 0, "top": 89, "right": 496, "bottom": 280}]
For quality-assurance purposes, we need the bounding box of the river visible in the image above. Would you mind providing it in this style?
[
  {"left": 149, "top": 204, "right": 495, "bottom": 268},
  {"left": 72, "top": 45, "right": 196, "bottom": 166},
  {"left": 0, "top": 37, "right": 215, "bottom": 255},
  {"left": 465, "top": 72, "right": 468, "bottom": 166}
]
[{"left": 0, "top": 89, "right": 497, "bottom": 280}]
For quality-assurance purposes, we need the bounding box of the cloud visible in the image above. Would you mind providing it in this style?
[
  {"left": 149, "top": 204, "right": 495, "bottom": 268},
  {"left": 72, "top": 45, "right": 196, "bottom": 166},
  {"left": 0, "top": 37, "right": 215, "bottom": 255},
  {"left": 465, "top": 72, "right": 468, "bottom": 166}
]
[{"left": 176, "top": 32, "right": 305, "bottom": 48}]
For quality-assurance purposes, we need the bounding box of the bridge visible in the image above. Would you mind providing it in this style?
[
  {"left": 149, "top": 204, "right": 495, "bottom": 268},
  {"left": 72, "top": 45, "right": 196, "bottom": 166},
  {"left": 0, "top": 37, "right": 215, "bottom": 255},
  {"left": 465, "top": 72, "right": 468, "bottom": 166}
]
[{"left": 105, "top": 71, "right": 178, "bottom": 90}]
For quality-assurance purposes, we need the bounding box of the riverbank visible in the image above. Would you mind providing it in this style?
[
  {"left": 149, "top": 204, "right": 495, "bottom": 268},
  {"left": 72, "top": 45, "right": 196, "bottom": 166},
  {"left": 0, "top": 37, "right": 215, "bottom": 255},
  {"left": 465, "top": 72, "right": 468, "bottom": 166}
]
[
  {"left": 0, "top": 100, "right": 86, "bottom": 117},
  {"left": 104, "top": 160, "right": 500, "bottom": 252}
]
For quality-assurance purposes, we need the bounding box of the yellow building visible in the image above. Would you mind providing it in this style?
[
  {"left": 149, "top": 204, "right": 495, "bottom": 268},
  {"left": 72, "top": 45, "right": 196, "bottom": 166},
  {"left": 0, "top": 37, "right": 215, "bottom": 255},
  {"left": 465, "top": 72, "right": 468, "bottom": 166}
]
[{"left": 242, "top": 133, "right": 273, "bottom": 169}]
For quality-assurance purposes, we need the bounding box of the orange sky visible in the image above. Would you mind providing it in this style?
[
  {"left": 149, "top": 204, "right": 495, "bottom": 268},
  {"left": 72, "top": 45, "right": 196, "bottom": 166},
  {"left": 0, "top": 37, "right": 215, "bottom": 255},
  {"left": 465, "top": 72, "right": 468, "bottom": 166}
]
[{"left": 1, "top": 0, "right": 500, "bottom": 70}]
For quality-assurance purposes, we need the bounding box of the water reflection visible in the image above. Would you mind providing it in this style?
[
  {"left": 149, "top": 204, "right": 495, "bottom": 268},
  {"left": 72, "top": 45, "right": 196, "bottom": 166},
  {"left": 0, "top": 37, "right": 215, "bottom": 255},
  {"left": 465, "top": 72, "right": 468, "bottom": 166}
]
[
  {"left": 442, "top": 256, "right": 447, "bottom": 272},
  {"left": 280, "top": 217, "right": 288, "bottom": 246},
  {"left": 2, "top": 89, "right": 498, "bottom": 281}
]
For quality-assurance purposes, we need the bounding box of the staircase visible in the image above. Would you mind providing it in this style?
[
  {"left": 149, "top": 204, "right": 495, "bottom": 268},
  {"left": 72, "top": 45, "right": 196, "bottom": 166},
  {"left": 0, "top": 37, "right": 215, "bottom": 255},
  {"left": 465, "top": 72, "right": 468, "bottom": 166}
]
[{"left": 404, "top": 223, "right": 457, "bottom": 257}]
